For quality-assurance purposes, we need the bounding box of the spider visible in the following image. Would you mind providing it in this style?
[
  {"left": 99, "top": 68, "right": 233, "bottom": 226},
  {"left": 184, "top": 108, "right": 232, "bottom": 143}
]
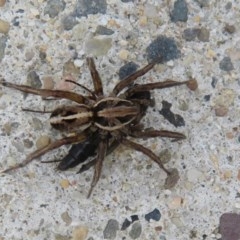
[{"left": 0, "top": 58, "right": 197, "bottom": 197}]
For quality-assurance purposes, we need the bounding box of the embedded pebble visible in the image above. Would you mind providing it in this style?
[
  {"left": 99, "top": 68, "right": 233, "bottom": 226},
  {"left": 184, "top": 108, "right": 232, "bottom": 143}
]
[
  {"left": 118, "top": 62, "right": 138, "bottom": 80},
  {"left": 183, "top": 28, "right": 199, "bottom": 41},
  {"left": 0, "top": 0, "right": 6, "bottom": 7},
  {"left": 121, "top": 218, "right": 131, "bottom": 231},
  {"left": 118, "top": 49, "right": 129, "bottom": 60},
  {"left": 0, "top": 19, "right": 10, "bottom": 34},
  {"left": 72, "top": 226, "right": 89, "bottom": 240},
  {"left": 61, "top": 211, "right": 72, "bottom": 226},
  {"left": 168, "top": 196, "right": 184, "bottom": 209},
  {"left": 103, "top": 219, "right": 119, "bottom": 239},
  {"left": 159, "top": 149, "right": 171, "bottom": 164},
  {"left": 224, "top": 24, "right": 236, "bottom": 34},
  {"left": 85, "top": 38, "right": 112, "bottom": 56},
  {"left": 36, "top": 135, "right": 51, "bottom": 149},
  {"left": 75, "top": 0, "right": 107, "bottom": 17},
  {"left": 27, "top": 71, "right": 42, "bottom": 88},
  {"left": 219, "top": 57, "right": 234, "bottom": 71},
  {"left": 60, "top": 179, "right": 70, "bottom": 189},
  {"left": 44, "top": 0, "right": 66, "bottom": 18},
  {"left": 23, "top": 138, "right": 34, "bottom": 149},
  {"left": 170, "top": 0, "right": 188, "bottom": 22},
  {"left": 219, "top": 213, "right": 240, "bottom": 240},
  {"left": 159, "top": 101, "right": 185, "bottom": 127},
  {"left": 95, "top": 25, "right": 114, "bottom": 35},
  {"left": 42, "top": 76, "right": 54, "bottom": 89},
  {"left": 24, "top": 50, "right": 35, "bottom": 62},
  {"left": 62, "top": 14, "right": 78, "bottom": 31},
  {"left": 146, "top": 36, "right": 180, "bottom": 63},
  {"left": 121, "top": 0, "right": 133, "bottom": 2},
  {"left": 0, "top": 36, "right": 7, "bottom": 61},
  {"left": 195, "top": 0, "right": 210, "bottom": 7},
  {"left": 129, "top": 222, "right": 142, "bottom": 239},
  {"left": 214, "top": 105, "right": 228, "bottom": 117},
  {"left": 197, "top": 27, "right": 210, "bottom": 42},
  {"left": 145, "top": 208, "right": 161, "bottom": 222},
  {"left": 164, "top": 168, "right": 180, "bottom": 189}
]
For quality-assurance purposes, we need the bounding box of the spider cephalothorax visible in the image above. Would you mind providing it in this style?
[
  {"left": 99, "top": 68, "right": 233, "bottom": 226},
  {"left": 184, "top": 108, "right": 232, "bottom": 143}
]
[{"left": 0, "top": 58, "right": 197, "bottom": 197}]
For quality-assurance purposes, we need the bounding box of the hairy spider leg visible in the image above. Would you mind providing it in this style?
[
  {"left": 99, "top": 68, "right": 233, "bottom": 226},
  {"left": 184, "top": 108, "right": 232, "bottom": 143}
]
[
  {"left": 87, "top": 138, "right": 108, "bottom": 198},
  {"left": 0, "top": 79, "right": 87, "bottom": 104},
  {"left": 130, "top": 129, "right": 186, "bottom": 140},
  {"left": 0, "top": 131, "right": 89, "bottom": 174},
  {"left": 120, "top": 138, "right": 170, "bottom": 174},
  {"left": 124, "top": 79, "right": 197, "bottom": 96},
  {"left": 87, "top": 57, "right": 104, "bottom": 96},
  {"left": 112, "top": 62, "right": 155, "bottom": 96}
]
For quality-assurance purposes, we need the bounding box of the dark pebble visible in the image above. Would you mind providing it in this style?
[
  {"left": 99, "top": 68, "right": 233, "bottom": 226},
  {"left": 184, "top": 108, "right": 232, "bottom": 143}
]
[
  {"left": 225, "top": 2, "right": 232, "bottom": 10},
  {"left": 146, "top": 36, "right": 180, "bottom": 63},
  {"left": 224, "top": 24, "right": 236, "bottom": 34},
  {"left": 183, "top": 28, "right": 200, "bottom": 41},
  {"left": 119, "top": 62, "right": 139, "bottom": 80},
  {"left": 95, "top": 25, "right": 114, "bottom": 35},
  {"left": 145, "top": 208, "right": 161, "bottom": 222},
  {"left": 16, "top": 9, "right": 25, "bottom": 13},
  {"left": 75, "top": 0, "right": 107, "bottom": 17},
  {"left": 121, "top": 218, "right": 131, "bottom": 230},
  {"left": 211, "top": 76, "right": 218, "bottom": 88},
  {"left": 197, "top": 27, "right": 210, "bottom": 42},
  {"left": 159, "top": 100, "right": 185, "bottom": 127},
  {"left": 62, "top": 14, "right": 78, "bottom": 31},
  {"left": 194, "top": 0, "right": 209, "bottom": 8},
  {"left": 170, "top": 0, "right": 188, "bottom": 22},
  {"left": 12, "top": 16, "right": 20, "bottom": 27},
  {"left": 27, "top": 71, "right": 42, "bottom": 88},
  {"left": 44, "top": 0, "right": 66, "bottom": 18},
  {"left": 129, "top": 222, "right": 142, "bottom": 239},
  {"left": 219, "top": 213, "right": 240, "bottom": 240},
  {"left": 130, "top": 215, "right": 139, "bottom": 223},
  {"left": 121, "top": 0, "right": 134, "bottom": 2},
  {"left": 0, "top": 36, "right": 7, "bottom": 61},
  {"left": 203, "top": 95, "right": 211, "bottom": 101},
  {"left": 103, "top": 219, "right": 119, "bottom": 239},
  {"left": 219, "top": 57, "right": 234, "bottom": 71}
]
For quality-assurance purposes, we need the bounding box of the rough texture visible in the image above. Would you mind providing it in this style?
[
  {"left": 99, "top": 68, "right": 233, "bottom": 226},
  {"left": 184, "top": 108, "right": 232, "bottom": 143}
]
[{"left": 0, "top": 1, "right": 240, "bottom": 240}]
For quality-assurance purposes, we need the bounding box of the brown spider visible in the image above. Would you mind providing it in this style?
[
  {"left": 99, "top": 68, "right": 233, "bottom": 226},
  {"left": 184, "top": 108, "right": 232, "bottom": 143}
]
[{"left": 0, "top": 58, "right": 197, "bottom": 197}]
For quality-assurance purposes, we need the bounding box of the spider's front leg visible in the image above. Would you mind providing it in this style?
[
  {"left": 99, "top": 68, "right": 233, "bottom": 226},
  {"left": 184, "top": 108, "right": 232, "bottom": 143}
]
[
  {"left": 125, "top": 78, "right": 197, "bottom": 97},
  {"left": 0, "top": 132, "right": 88, "bottom": 174},
  {"left": 0, "top": 79, "right": 86, "bottom": 104}
]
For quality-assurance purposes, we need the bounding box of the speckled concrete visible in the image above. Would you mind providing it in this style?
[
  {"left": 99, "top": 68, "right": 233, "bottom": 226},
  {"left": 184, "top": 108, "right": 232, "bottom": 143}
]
[{"left": 0, "top": 0, "right": 240, "bottom": 240}]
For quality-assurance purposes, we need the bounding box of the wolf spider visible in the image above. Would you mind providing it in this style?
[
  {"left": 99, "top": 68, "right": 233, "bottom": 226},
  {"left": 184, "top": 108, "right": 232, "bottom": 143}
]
[{"left": 0, "top": 58, "right": 196, "bottom": 197}]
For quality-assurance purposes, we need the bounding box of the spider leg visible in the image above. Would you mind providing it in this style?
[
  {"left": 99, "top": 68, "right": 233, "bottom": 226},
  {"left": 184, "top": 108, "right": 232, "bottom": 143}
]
[
  {"left": 112, "top": 62, "right": 155, "bottom": 96},
  {"left": 77, "top": 139, "right": 120, "bottom": 174},
  {"left": 130, "top": 129, "right": 186, "bottom": 141},
  {"left": 87, "top": 138, "right": 108, "bottom": 198},
  {"left": 120, "top": 138, "right": 170, "bottom": 175},
  {"left": 0, "top": 132, "right": 88, "bottom": 174},
  {"left": 125, "top": 79, "right": 197, "bottom": 97},
  {"left": 0, "top": 79, "right": 86, "bottom": 104},
  {"left": 86, "top": 57, "right": 103, "bottom": 96}
]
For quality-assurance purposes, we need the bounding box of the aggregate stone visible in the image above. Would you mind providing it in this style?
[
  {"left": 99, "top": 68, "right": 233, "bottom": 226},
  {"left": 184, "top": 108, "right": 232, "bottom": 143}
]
[
  {"left": 103, "top": 219, "right": 119, "bottom": 239},
  {"left": 146, "top": 36, "right": 180, "bottom": 63},
  {"left": 44, "top": 0, "right": 66, "bottom": 18},
  {"left": 197, "top": 27, "right": 210, "bottom": 42},
  {"left": 219, "top": 56, "right": 234, "bottom": 71},
  {"left": 95, "top": 26, "right": 114, "bottom": 35},
  {"left": 119, "top": 62, "right": 139, "bottom": 80},
  {"left": 27, "top": 71, "right": 42, "bottom": 88},
  {"left": 129, "top": 222, "right": 142, "bottom": 239},
  {"left": 0, "top": 36, "right": 7, "bottom": 61},
  {"left": 183, "top": 28, "right": 200, "bottom": 41},
  {"left": 170, "top": 0, "right": 188, "bottom": 22},
  {"left": 75, "top": 0, "right": 107, "bottom": 17},
  {"left": 145, "top": 208, "right": 161, "bottom": 222}
]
